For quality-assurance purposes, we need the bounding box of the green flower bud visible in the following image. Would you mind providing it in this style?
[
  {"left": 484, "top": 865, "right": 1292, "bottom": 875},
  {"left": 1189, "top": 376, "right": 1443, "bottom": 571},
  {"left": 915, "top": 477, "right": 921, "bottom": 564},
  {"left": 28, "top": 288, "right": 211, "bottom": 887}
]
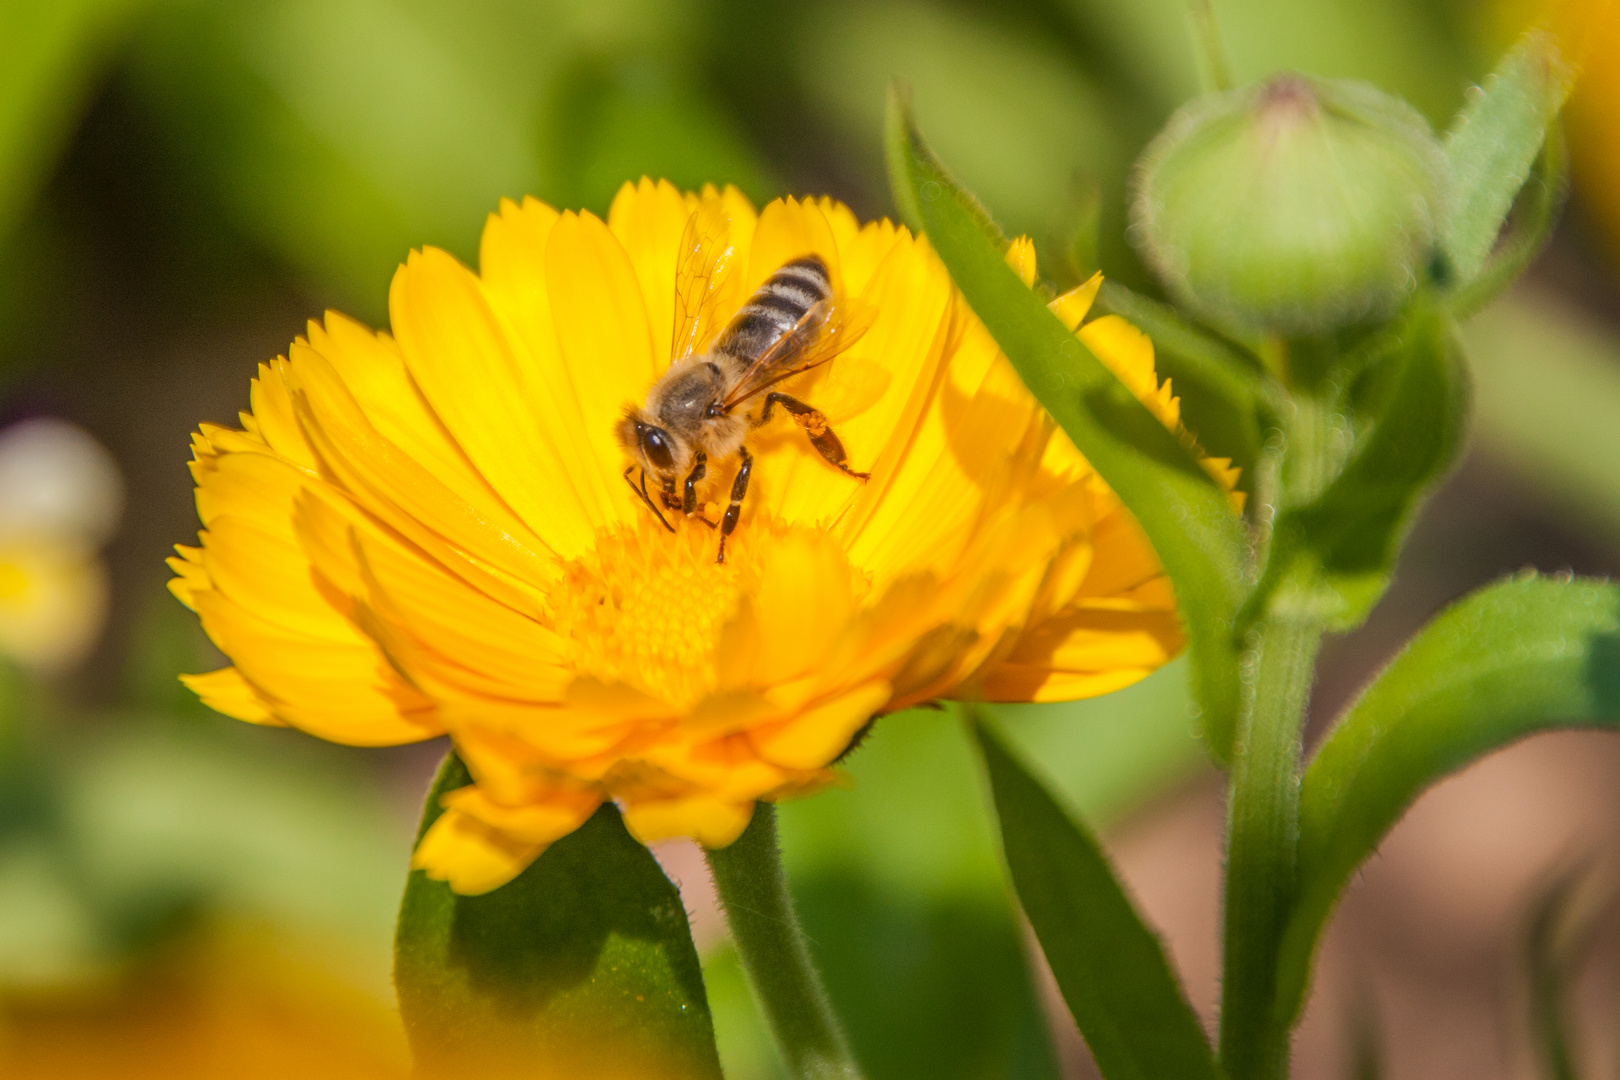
[{"left": 1131, "top": 74, "right": 1447, "bottom": 336}]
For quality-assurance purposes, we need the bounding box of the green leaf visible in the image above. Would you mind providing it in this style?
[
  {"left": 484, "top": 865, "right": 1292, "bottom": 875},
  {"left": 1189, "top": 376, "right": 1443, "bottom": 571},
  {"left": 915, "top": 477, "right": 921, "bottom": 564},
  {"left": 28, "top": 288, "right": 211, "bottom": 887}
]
[
  {"left": 395, "top": 753, "right": 722, "bottom": 1080},
  {"left": 1246, "top": 299, "right": 1468, "bottom": 631},
  {"left": 886, "top": 90, "right": 1249, "bottom": 761},
  {"left": 1447, "top": 125, "right": 1568, "bottom": 320},
  {"left": 972, "top": 714, "right": 1219, "bottom": 1080},
  {"left": 1524, "top": 868, "right": 1592, "bottom": 1080},
  {"left": 1272, "top": 576, "right": 1620, "bottom": 1035},
  {"left": 1441, "top": 29, "right": 1576, "bottom": 287}
]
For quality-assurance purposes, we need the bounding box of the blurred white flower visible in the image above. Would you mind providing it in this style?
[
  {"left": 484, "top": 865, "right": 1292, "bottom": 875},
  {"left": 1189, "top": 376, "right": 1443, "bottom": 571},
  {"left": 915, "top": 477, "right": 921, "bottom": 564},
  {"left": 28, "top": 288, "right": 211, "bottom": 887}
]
[
  {"left": 0, "top": 419, "right": 123, "bottom": 672},
  {"left": 0, "top": 419, "right": 123, "bottom": 546}
]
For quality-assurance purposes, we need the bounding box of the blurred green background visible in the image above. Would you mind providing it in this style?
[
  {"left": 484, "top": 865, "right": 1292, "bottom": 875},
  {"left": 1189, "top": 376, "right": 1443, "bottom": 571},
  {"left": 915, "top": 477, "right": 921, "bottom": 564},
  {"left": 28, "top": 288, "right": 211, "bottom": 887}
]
[{"left": 2, "top": 0, "right": 1620, "bottom": 1077}]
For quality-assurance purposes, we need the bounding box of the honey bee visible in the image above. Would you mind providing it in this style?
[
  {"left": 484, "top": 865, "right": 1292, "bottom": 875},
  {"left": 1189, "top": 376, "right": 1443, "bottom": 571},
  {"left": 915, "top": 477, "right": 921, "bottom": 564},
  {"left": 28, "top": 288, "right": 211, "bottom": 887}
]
[{"left": 617, "top": 201, "right": 874, "bottom": 561}]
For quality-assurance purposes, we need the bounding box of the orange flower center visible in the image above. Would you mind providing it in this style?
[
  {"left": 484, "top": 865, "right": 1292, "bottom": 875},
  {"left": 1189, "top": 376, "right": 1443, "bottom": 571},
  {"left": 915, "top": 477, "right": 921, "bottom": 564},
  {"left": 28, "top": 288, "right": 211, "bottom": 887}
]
[{"left": 548, "top": 515, "right": 791, "bottom": 707}]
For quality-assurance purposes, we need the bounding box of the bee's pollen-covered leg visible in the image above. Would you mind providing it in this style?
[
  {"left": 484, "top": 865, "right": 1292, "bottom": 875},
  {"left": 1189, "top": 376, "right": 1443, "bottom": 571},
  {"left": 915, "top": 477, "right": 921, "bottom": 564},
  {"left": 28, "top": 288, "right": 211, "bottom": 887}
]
[{"left": 761, "top": 392, "right": 869, "bottom": 480}]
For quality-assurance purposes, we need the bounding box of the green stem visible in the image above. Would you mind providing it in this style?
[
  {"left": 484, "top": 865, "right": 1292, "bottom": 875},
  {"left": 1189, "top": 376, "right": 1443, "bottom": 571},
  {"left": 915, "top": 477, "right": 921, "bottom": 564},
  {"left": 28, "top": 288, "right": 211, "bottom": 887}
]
[
  {"left": 1220, "top": 385, "right": 1333, "bottom": 1080},
  {"left": 705, "top": 803, "right": 863, "bottom": 1080},
  {"left": 1219, "top": 613, "right": 1320, "bottom": 1080}
]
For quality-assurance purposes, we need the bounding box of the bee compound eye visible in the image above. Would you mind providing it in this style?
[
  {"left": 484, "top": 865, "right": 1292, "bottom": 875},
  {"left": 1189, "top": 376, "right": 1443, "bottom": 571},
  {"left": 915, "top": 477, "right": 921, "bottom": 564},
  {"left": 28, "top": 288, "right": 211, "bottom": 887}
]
[{"left": 639, "top": 425, "right": 675, "bottom": 470}]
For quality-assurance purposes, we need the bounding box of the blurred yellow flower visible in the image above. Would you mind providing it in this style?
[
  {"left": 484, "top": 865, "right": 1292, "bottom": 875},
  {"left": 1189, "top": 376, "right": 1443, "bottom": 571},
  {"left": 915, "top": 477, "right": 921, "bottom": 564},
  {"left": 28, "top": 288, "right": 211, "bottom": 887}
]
[
  {"left": 1495, "top": 1, "right": 1620, "bottom": 257},
  {"left": 0, "top": 924, "right": 406, "bottom": 1080},
  {"left": 171, "top": 180, "right": 1224, "bottom": 893},
  {"left": 0, "top": 419, "right": 122, "bottom": 673}
]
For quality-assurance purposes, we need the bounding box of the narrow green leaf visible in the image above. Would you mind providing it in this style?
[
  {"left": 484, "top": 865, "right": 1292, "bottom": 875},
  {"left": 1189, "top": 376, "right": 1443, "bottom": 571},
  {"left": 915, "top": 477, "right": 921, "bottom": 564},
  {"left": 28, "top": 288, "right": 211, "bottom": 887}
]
[
  {"left": 886, "top": 89, "right": 1249, "bottom": 761},
  {"left": 972, "top": 714, "right": 1220, "bottom": 1080},
  {"left": 1441, "top": 28, "right": 1576, "bottom": 286},
  {"left": 1448, "top": 126, "right": 1569, "bottom": 319},
  {"left": 1525, "top": 869, "right": 1591, "bottom": 1080},
  {"left": 1272, "top": 576, "right": 1620, "bottom": 1034},
  {"left": 1246, "top": 299, "right": 1469, "bottom": 631},
  {"left": 395, "top": 753, "right": 723, "bottom": 1080},
  {"left": 1186, "top": 0, "right": 1235, "bottom": 93}
]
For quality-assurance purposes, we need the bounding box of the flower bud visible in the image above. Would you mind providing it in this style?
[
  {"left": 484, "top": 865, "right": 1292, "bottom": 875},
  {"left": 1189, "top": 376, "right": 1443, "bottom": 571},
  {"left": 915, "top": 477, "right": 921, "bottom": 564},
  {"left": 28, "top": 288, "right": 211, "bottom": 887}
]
[{"left": 1131, "top": 74, "right": 1447, "bottom": 336}]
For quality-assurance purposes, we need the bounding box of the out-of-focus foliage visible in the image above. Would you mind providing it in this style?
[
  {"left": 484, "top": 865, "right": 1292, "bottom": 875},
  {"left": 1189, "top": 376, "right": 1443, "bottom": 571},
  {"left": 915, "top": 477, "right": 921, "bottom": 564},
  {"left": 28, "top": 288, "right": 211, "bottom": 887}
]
[
  {"left": 121, "top": 0, "right": 770, "bottom": 318},
  {"left": 0, "top": 0, "right": 146, "bottom": 246}
]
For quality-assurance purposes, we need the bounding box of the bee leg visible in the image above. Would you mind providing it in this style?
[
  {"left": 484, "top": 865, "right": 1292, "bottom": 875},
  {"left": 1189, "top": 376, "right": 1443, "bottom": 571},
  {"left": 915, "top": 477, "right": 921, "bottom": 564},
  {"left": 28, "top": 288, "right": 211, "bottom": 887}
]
[
  {"left": 660, "top": 474, "right": 680, "bottom": 511},
  {"left": 717, "top": 446, "right": 753, "bottom": 564},
  {"left": 684, "top": 454, "right": 718, "bottom": 528},
  {"left": 624, "top": 466, "right": 675, "bottom": 532},
  {"left": 760, "top": 392, "right": 869, "bottom": 480},
  {"left": 682, "top": 453, "right": 707, "bottom": 515}
]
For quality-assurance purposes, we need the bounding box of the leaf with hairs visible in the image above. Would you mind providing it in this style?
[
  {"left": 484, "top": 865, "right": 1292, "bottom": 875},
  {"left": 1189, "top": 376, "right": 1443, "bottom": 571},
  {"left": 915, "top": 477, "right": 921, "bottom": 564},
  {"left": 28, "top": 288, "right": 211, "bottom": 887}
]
[{"left": 1272, "top": 576, "right": 1620, "bottom": 1037}]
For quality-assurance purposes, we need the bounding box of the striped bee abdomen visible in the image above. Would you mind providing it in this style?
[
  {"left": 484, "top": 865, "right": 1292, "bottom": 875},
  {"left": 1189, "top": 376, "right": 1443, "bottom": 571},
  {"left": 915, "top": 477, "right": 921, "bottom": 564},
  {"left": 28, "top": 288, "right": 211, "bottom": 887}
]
[{"left": 716, "top": 255, "right": 831, "bottom": 363}]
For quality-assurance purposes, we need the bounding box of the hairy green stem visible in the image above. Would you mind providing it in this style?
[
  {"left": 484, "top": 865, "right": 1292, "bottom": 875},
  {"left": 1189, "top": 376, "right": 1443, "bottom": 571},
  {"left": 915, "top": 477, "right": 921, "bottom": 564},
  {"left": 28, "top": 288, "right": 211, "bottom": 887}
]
[
  {"left": 1220, "top": 386, "right": 1333, "bottom": 1079},
  {"left": 1219, "top": 614, "right": 1320, "bottom": 1080},
  {"left": 705, "top": 803, "right": 863, "bottom": 1080}
]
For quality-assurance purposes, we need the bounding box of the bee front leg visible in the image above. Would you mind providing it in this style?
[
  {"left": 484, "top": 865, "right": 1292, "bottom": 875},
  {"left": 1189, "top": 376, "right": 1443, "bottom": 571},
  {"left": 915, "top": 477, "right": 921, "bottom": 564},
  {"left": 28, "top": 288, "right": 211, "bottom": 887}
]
[
  {"left": 717, "top": 446, "right": 753, "bottom": 564},
  {"left": 761, "top": 392, "right": 869, "bottom": 480},
  {"left": 683, "top": 453, "right": 708, "bottom": 516},
  {"left": 660, "top": 474, "right": 679, "bottom": 511},
  {"left": 624, "top": 466, "right": 675, "bottom": 532}
]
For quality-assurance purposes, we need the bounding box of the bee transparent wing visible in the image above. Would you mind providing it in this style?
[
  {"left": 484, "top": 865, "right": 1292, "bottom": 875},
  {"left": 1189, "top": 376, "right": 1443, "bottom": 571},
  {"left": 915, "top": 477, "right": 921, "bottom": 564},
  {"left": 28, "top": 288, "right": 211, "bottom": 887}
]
[
  {"left": 721, "top": 295, "right": 877, "bottom": 411},
  {"left": 670, "top": 198, "right": 737, "bottom": 362}
]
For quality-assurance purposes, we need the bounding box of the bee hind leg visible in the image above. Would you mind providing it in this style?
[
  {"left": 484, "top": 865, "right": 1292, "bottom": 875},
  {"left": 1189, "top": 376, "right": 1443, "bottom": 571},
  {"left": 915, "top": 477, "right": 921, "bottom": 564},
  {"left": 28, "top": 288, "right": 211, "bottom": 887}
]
[
  {"left": 716, "top": 447, "right": 753, "bottom": 563},
  {"left": 761, "top": 392, "right": 869, "bottom": 480}
]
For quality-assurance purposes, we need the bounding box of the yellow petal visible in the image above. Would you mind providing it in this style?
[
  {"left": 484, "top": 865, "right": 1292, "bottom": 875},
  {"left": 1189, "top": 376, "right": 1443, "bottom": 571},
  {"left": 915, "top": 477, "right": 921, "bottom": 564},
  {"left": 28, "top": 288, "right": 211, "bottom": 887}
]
[
  {"left": 763, "top": 232, "right": 953, "bottom": 531},
  {"left": 283, "top": 344, "right": 557, "bottom": 605},
  {"left": 440, "top": 783, "right": 602, "bottom": 845},
  {"left": 747, "top": 196, "right": 844, "bottom": 295},
  {"left": 192, "top": 586, "right": 439, "bottom": 745},
  {"left": 544, "top": 210, "right": 659, "bottom": 522},
  {"left": 814, "top": 200, "right": 903, "bottom": 296},
  {"left": 621, "top": 793, "right": 755, "bottom": 849},
  {"left": 293, "top": 486, "right": 572, "bottom": 704},
  {"left": 412, "top": 807, "right": 546, "bottom": 895},
  {"left": 720, "top": 529, "right": 858, "bottom": 689},
  {"left": 607, "top": 177, "right": 701, "bottom": 365},
  {"left": 1005, "top": 235, "right": 1037, "bottom": 286},
  {"left": 179, "top": 667, "right": 281, "bottom": 725},
  {"left": 391, "top": 247, "right": 603, "bottom": 560},
  {"left": 748, "top": 681, "right": 892, "bottom": 771},
  {"left": 1050, "top": 272, "right": 1103, "bottom": 330}
]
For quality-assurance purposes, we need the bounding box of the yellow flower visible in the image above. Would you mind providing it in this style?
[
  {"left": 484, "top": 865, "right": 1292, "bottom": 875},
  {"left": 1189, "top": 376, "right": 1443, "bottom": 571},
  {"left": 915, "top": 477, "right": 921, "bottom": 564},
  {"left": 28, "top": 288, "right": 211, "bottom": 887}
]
[
  {"left": 0, "top": 419, "right": 122, "bottom": 673},
  {"left": 0, "top": 924, "right": 407, "bottom": 1080},
  {"left": 171, "top": 179, "right": 1225, "bottom": 894}
]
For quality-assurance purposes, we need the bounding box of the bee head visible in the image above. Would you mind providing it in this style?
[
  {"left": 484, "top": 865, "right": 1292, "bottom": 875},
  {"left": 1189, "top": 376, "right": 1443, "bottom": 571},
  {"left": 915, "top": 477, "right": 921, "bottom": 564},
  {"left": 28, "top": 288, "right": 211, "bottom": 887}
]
[{"left": 617, "top": 410, "right": 680, "bottom": 475}]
